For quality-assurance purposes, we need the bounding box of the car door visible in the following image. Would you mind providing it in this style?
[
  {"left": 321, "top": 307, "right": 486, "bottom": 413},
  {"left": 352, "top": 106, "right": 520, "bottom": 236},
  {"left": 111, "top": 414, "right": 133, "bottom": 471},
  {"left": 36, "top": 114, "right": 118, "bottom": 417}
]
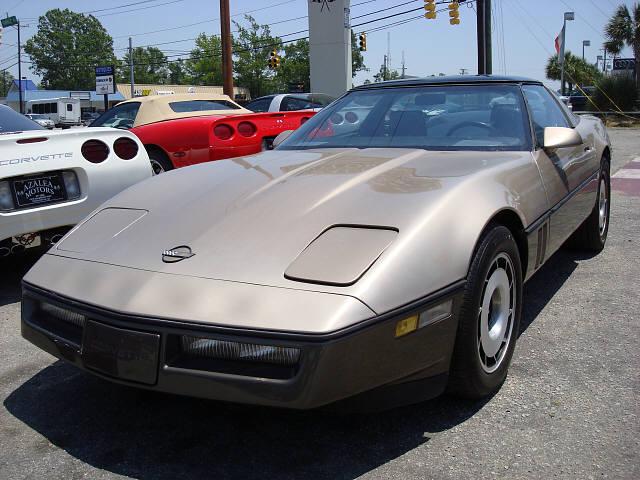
[{"left": 522, "top": 84, "right": 598, "bottom": 255}]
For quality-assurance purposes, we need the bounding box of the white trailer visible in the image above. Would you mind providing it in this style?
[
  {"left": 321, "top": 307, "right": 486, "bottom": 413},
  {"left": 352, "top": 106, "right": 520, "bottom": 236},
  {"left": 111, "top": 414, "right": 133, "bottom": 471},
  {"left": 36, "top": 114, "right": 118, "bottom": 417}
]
[{"left": 26, "top": 97, "right": 81, "bottom": 128}]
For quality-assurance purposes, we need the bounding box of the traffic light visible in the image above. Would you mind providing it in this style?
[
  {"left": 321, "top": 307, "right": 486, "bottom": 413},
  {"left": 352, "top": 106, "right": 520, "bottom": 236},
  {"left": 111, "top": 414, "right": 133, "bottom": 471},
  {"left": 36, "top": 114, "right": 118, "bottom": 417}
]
[
  {"left": 424, "top": 0, "right": 436, "bottom": 20},
  {"left": 449, "top": 1, "right": 460, "bottom": 25},
  {"left": 358, "top": 32, "right": 367, "bottom": 51},
  {"left": 268, "top": 49, "right": 280, "bottom": 69}
]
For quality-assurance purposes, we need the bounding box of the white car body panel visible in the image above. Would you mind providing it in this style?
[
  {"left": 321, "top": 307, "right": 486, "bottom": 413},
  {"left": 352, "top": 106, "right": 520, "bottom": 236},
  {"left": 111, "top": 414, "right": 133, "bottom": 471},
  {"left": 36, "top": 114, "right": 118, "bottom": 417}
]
[{"left": 1, "top": 127, "right": 152, "bottom": 244}]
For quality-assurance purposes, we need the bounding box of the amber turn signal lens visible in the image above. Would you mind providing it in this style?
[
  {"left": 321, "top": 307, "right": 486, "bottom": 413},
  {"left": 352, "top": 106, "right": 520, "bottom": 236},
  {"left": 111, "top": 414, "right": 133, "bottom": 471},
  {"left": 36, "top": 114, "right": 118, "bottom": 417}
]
[{"left": 395, "top": 315, "right": 418, "bottom": 338}]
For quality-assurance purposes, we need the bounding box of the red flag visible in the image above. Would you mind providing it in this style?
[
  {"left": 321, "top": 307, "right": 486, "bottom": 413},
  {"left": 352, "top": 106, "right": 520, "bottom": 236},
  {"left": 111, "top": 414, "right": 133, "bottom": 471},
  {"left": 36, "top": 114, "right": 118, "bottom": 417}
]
[{"left": 555, "top": 25, "right": 565, "bottom": 55}]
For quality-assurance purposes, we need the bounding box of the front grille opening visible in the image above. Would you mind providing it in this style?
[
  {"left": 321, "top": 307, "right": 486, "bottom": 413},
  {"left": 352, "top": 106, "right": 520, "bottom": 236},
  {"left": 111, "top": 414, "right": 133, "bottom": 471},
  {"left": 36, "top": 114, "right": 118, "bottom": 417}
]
[
  {"left": 166, "top": 335, "right": 300, "bottom": 380},
  {"left": 30, "top": 301, "right": 86, "bottom": 346}
]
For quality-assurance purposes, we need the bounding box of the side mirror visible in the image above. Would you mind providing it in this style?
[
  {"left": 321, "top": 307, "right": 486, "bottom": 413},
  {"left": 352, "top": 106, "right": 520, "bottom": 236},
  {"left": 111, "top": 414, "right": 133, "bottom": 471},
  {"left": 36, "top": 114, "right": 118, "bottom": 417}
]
[
  {"left": 543, "top": 127, "right": 583, "bottom": 150},
  {"left": 272, "top": 130, "right": 294, "bottom": 149}
]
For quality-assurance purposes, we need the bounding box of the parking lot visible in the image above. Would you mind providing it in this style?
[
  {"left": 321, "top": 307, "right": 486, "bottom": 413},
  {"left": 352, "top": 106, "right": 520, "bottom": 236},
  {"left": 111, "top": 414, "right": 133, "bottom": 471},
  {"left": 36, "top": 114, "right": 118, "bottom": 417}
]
[{"left": 0, "top": 128, "right": 638, "bottom": 479}]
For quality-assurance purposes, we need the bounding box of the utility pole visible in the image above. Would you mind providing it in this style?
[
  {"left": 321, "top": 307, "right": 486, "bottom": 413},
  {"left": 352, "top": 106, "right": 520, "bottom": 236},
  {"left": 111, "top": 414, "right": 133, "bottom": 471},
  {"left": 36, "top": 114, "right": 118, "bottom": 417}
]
[
  {"left": 401, "top": 50, "right": 406, "bottom": 79},
  {"left": 17, "top": 19, "right": 22, "bottom": 113},
  {"left": 559, "top": 11, "right": 574, "bottom": 95},
  {"left": 129, "top": 37, "right": 134, "bottom": 98},
  {"left": 383, "top": 55, "right": 388, "bottom": 81},
  {"left": 476, "top": 0, "right": 492, "bottom": 74},
  {"left": 601, "top": 47, "right": 608, "bottom": 73},
  {"left": 460, "top": 68, "right": 468, "bottom": 75},
  {"left": 219, "top": 0, "right": 234, "bottom": 98}
]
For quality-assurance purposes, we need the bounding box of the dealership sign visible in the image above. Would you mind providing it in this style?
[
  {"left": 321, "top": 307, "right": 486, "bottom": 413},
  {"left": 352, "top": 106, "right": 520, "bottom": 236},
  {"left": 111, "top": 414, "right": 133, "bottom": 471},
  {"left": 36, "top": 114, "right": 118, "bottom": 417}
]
[
  {"left": 613, "top": 58, "right": 636, "bottom": 71},
  {"left": 95, "top": 65, "right": 116, "bottom": 95}
]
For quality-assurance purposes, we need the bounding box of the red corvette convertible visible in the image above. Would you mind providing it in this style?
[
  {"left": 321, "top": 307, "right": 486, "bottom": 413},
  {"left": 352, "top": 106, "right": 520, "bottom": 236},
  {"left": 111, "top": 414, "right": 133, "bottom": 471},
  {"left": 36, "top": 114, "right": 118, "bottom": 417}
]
[{"left": 90, "top": 93, "right": 316, "bottom": 174}]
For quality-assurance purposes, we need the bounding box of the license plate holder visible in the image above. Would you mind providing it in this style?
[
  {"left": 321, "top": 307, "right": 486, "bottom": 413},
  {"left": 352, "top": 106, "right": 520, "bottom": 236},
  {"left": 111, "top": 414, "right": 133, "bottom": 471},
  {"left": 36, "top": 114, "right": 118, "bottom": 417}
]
[
  {"left": 82, "top": 321, "right": 160, "bottom": 385},
  {"left": 11, "top": 172, "right": 67, "bottom": 209}
]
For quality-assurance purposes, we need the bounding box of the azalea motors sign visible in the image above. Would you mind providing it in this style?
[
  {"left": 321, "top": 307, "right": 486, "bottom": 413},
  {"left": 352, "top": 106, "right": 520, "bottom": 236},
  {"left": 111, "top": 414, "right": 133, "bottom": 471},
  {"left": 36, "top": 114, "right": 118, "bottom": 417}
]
[{"left": 95, "top": 65, "right": 115, "bottom": 95}]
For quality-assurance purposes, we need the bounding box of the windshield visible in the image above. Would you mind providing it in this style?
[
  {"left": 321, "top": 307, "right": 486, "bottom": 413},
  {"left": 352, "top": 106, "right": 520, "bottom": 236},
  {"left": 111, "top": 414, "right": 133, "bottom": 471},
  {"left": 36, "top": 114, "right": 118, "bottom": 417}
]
[
  {"left": 0, "top": 106, "right": 44, "bottom": 134},
  {"left": 90, "top": 102, "right": 141, "bottom": 129},
  {"left": 279, "top": 84, "right": 532, "bottom": 151}
]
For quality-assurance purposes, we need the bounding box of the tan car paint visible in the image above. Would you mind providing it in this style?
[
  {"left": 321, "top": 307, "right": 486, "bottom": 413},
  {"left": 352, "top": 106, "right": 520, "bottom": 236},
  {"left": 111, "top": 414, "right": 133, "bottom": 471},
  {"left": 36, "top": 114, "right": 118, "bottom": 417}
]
[{"left": 26, "top": 147, "right": 551, "bottom": 333}]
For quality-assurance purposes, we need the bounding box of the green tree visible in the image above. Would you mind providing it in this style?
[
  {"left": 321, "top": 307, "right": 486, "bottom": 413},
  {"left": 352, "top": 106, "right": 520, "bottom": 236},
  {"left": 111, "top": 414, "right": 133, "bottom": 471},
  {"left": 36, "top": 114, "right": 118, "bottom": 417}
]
[
  {"left": 373, "top": 64, "right": 401, "bottom": 82},
  {"left": 351, "top": 30, "right": 367, "bottom": 78},
  {"left": 0, "top": 71, "right": 15, "bottom": 97},
  {"left": 118, "top": 46, "right": 169, "bottom": 84},
  {"left": 232, "top": 15, "right": 281, "bottom": 97},
  {"left": 24, "top": 9, "right": 116, "bottom": 90},
  {"left": 545, "top": 51, "right": 602, "bottom": 92},
  {"left": 184, "top": 33, "right": 223, "bottom": 85},
  {"left": 275, "top": 39, "right": 310, "bottom": 92},
  {"left": 168, "top": 59, "right": 187, "bottom": 84},
  {"left": 604, "top": 2, "right": 640, "bottom": 87}
]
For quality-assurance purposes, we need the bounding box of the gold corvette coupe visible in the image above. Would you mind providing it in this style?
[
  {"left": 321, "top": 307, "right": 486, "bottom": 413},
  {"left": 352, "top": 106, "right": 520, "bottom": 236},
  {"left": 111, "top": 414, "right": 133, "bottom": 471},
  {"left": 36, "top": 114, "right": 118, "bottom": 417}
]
[{"left": 21, "top": 76, "right": 611, "bottom": 409}]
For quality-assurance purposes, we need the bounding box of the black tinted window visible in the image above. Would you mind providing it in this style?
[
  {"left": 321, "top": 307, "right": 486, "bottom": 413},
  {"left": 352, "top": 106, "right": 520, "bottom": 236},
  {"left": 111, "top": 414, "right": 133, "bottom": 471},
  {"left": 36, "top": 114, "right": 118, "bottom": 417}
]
[
  {"left": 0, "top": 106, "right": 44, "bottom": 133},
  {"left": 246, "top": 96, "right": 274, "bottom": 112},
  {"left": 168, "top": 100, "right": 240, "bottom": 112},
  {"left": 522, "top": 85, "right": 570, "bottom": 146}
]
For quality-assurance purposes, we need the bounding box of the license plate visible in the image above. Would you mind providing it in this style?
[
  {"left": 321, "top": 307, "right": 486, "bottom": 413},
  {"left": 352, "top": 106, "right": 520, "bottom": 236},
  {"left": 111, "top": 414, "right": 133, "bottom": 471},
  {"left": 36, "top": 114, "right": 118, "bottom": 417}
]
[
  {"left": 12, "top": 172, "right": 66, "bottom": 209},
  {"left": 82, "top": 321, "right": 160, "bottom": 385}
]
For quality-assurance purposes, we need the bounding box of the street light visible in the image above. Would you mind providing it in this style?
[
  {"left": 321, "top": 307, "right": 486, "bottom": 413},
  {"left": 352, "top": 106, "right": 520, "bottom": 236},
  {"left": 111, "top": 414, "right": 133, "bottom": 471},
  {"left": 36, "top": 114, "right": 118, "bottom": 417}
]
[
  {"left": 582, "top": 40, "right": 591, "bottom": 60},
  {"left": 560, "top": 11, "right": 574, "bottom": 96}
]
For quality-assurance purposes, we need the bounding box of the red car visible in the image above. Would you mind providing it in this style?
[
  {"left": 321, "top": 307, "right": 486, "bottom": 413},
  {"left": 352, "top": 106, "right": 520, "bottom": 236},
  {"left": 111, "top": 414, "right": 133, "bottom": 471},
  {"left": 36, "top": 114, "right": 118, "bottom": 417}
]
[{"left": 90, "top": 93, "right": 315, "bottom": 174}]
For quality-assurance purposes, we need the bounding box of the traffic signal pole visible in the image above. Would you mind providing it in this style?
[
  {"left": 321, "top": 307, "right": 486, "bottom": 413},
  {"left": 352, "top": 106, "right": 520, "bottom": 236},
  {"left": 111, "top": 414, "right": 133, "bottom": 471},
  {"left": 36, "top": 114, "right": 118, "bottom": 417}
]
[
  {"left": 220, "top": 0, "right": 234, "bottom": 98},
  {"left": 476, "top": 0, "right": 491, "bottom": 75}
]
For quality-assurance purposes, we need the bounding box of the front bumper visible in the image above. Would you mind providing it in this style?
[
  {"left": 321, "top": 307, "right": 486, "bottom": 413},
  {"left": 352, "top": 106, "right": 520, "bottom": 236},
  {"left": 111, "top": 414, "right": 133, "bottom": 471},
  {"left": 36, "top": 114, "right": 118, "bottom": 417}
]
[{"left": 21, "top": 281, "right": 463, "bottom": 410}]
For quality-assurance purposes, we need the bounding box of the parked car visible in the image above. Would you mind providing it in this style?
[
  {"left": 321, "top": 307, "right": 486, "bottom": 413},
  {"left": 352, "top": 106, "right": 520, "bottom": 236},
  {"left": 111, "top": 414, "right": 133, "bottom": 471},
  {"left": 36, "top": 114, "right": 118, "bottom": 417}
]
[
  {"left": 25, "top": 114, "right": 55, "bottom": 129},
  {"left": 0, "top": 104, "right": 151, "bottom": 257},
  {"left": 245, "top": 93, "right": 335, "bottom": 113},
  {"left": 21, "top": 76, "right": 610, "bottom": 409},
  {"left": 567, "top": 86, "right": 596, "bottom": 111},
  {"left": 90, "top": 93, "right": 316, "bottom": 174},
  {"left": 81, "top": 111, "right": 100, "bottom": 126}
]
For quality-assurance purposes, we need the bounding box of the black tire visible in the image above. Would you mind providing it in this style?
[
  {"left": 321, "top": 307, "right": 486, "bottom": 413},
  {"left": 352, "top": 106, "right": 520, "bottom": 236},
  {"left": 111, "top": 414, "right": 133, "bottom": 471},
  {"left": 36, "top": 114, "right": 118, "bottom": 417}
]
[
  {"left": 567, "top": 159, "right": 610, "bottom": 252},
  {"left": 447, "top": 225, "right": 523, "bottom": 398},
  {"left": 147, "top": 148, "right": 173, "bottom": 175}
]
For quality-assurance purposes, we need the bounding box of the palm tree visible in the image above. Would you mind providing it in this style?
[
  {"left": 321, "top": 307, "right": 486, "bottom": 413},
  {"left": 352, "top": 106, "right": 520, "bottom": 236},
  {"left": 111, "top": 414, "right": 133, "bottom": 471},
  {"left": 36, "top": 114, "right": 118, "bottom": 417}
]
[
  {"left": 546, "top": 51, "right": 602, "bottom": 93},
  {"left": 604, "top": 3, "right": 640, "bottom": 87}
]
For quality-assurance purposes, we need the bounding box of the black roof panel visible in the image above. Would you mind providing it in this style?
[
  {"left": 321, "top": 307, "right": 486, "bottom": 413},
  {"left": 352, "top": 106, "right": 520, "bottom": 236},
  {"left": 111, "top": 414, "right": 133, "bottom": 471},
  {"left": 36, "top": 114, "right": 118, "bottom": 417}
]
[{"left": 354, "top": 75, "right": 542, "bottom": 90}]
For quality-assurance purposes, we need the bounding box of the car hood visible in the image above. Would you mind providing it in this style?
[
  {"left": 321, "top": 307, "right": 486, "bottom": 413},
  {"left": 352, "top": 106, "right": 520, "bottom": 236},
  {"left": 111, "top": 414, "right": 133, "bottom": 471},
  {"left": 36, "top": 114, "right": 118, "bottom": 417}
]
[{"left": 52, "top": 147, "right": 539, "bottom": 312}]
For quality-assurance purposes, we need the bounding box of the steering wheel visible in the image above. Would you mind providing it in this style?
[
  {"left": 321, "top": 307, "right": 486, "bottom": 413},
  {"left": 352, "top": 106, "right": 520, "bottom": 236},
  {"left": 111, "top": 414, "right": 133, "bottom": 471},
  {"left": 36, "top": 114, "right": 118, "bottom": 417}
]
[{"left": 446, "top": 121, "right": 493, "bottom": 136}]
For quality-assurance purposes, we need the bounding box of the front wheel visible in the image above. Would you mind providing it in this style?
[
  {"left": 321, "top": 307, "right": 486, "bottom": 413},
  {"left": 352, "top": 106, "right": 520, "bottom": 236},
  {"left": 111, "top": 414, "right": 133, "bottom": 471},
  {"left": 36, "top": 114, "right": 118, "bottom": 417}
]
[
  {"left": 447, "top": 225, "right": 523, "bottom": 398},
  {"left": 568, "top": 159, "right": 610, "bottom": 252}
]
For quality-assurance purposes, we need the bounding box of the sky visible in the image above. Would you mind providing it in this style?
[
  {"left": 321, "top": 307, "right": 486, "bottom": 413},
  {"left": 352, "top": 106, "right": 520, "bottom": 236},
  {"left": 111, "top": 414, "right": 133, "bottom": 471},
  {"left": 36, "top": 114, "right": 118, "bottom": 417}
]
[{"left": 0, "top": 0, "right": 636, "bottom": 91}]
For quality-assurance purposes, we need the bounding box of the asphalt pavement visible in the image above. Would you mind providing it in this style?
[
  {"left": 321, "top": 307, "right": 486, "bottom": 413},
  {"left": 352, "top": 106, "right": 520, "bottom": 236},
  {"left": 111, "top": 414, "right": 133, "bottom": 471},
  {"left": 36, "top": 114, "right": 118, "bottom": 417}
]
[{"left": 0, "top": 128, "right": 638, "bottom": 479}]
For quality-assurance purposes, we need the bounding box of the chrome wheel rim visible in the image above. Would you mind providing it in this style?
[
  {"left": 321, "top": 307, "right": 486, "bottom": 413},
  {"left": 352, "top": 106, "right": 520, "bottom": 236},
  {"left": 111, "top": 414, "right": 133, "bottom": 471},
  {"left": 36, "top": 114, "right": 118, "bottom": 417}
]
[
  {"left": 478, "top": 253, "right": 516, "bottom": 373},
  {"left": 598, "top": 177, "right": 608, "bottom": 236}
]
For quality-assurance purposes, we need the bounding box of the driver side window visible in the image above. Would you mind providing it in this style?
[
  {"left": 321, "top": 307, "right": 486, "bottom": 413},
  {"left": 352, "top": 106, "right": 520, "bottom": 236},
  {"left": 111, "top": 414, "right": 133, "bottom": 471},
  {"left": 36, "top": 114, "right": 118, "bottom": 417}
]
[{"left": 522, "top": 85, "right": 570, "bottom": 147}]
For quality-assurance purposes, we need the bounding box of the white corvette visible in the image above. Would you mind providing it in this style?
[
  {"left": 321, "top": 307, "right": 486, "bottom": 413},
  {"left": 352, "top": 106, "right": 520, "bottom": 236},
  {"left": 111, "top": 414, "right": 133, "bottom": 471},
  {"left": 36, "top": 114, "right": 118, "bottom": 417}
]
[{"left": 0, "top": 105, "right": 152, "bottom": 256}]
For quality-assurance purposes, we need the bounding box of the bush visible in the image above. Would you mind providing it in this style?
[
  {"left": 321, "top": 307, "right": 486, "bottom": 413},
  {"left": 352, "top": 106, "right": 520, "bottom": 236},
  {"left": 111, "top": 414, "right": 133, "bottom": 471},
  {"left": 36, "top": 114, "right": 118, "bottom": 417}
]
[{"left": 589, "top": 75, "right": 638, "bottom": 112}]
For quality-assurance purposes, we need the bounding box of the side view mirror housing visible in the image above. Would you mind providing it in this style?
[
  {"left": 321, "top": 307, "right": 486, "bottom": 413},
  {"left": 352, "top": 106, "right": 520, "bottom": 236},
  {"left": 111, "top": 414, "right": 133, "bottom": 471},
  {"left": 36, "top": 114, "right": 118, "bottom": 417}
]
[
  {"left": 272, "top": 130, "right": 294, "bottom": 149},
  {"left": 543, "top": 126, "right": 583, "bottom": 150}
]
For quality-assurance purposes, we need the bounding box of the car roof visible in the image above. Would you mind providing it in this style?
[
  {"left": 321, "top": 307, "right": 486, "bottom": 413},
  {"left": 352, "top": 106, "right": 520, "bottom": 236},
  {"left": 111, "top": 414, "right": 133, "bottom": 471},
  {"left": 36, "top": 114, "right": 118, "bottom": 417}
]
[
  {"left": 354, "top": 75, "right": 543, "bottom": 90},
  {"left": 116, "top": 93, "right": 252, "bottom": 127}
]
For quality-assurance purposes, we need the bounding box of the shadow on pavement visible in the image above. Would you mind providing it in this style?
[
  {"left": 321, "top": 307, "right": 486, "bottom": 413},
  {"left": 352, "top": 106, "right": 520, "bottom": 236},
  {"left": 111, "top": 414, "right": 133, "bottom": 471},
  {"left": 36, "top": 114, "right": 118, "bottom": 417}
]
[
  {"left": 519, "top": 248, "right": 591, "bottom": 336},
  {"left": 5, "top": 362, "right": 488, "bottom": 480},
  {"left": 0, "top": 251, "right": 43, "bottom": 307}
]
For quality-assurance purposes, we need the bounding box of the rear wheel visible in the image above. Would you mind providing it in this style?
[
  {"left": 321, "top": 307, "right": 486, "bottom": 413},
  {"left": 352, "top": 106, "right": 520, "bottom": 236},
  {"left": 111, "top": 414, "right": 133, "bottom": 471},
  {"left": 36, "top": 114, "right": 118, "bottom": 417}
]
[
  {"left": 568, "top": 159, "right": 610, "bottom": 252},
  {"left": 147, "top": 148, "right": 173, "bottom": 175},
  {"left": 448, "top": 225, "right": 523, "bottom": 398}
]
